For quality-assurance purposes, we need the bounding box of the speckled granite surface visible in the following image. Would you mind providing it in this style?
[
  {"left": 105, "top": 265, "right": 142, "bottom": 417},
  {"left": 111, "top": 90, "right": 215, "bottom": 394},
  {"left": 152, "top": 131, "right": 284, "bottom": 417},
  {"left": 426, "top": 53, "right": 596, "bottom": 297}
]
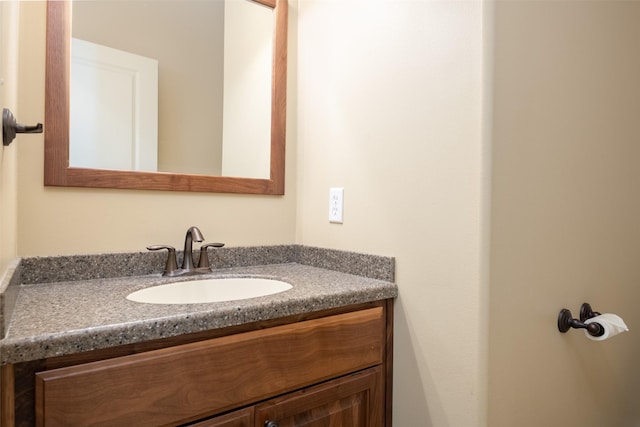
[
  {"left": 0, "top": 246, "right": 396, "bottom": 365},
  {"left": 18, "top": 245, "right": 394, "bottom": 284},
  {"left": 0, "top": 259, "right": 21, "bottom": 339}
]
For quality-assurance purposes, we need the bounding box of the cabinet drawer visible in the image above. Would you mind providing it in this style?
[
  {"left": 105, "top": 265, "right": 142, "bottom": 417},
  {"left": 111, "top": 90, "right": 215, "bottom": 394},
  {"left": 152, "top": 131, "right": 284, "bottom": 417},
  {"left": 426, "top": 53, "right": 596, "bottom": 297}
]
[{"left": 35, "top": 307, "right": 384, "bottom": 426}]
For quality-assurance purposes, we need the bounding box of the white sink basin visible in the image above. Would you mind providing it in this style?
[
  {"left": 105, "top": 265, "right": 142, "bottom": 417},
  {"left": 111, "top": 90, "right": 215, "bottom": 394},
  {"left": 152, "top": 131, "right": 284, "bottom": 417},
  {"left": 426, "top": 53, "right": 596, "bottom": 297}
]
[{"left": 126, "top": 277, "right": 292, "bottom": 304}]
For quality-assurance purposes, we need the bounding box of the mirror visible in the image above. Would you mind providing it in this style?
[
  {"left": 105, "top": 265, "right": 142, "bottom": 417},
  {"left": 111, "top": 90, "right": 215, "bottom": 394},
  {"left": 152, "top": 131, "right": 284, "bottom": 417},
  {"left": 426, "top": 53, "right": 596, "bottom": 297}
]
[{"left": 44, "top": 0, "right": 287, "bottom": 194}]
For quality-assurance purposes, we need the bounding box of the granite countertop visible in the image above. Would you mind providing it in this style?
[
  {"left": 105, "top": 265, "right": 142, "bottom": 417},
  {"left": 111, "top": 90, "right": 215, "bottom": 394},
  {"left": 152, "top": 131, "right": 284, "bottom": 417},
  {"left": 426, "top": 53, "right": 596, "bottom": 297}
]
[{"left": 0, "top": 246, "right": 397, "bottom": 365}]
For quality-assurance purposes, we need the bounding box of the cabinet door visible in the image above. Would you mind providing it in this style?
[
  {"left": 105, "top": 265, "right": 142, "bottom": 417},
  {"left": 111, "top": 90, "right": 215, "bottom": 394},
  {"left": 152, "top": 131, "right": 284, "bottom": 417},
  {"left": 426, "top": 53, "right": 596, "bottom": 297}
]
[
  {"left": 189, "top": 407, "right": 253, "bottom": 427},
  {"left": 255, "top": 367, "right": 384, "bottom": 427}
]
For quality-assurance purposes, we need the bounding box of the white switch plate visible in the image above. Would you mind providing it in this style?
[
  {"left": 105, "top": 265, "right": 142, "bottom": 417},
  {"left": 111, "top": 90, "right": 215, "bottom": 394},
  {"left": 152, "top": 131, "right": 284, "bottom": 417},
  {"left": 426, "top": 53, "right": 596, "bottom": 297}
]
[{"left": 329, "top": 187, "right": 344, "bottom": 223}]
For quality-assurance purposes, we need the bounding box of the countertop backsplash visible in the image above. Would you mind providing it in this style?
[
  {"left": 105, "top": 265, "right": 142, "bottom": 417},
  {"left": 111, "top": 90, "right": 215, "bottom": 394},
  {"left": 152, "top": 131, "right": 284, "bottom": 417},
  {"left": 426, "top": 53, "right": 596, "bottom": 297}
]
[
  {"left": 0, "top": 258, "right": 21, "bottom": 339},
  {"left": 17, "top": 245, "right": 395, "bottom": 285}
]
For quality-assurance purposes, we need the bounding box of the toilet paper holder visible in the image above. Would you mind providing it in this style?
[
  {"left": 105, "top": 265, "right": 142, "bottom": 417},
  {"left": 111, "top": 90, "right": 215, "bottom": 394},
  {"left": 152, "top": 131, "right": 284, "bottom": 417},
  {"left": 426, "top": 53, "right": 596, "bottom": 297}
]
[{"left": 558, "top": 303, "right": 605, "bottom": 337}]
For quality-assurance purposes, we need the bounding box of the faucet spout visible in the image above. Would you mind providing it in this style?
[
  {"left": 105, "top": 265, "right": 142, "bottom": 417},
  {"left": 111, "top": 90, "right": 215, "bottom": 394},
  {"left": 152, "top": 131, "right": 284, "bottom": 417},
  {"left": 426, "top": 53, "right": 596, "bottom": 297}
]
[{"left": 182, "top": 226, "right": 204, "bottom": 271}]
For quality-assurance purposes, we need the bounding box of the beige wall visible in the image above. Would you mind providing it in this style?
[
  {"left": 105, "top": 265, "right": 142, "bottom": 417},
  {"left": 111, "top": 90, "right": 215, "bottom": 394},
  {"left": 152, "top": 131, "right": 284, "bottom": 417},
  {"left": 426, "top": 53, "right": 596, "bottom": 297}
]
[
  {"left": 489, "top": 1, "right": 640, "bottom": 426},
  {"left": 0, "top": 0, "right": 20, "bottom": 273},
  {"left": 222, "top": 0, "right": 273, "bottom": 179},
  {"left": 15, "top": 1, "right": 297, "bottom": 256},
  {"left": 296, "top": 1, "right": 487, "bottom": 425}
]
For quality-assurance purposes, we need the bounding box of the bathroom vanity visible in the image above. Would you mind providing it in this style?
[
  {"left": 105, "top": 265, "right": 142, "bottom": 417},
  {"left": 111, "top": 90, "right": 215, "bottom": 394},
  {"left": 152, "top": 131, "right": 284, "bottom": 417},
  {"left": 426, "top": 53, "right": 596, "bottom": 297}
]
[
  {"left": 30, "top": 303, "right": 389, "bottom": 426},
  {"left": 0, "top": 246, "right": 397, "bottom": 426}
]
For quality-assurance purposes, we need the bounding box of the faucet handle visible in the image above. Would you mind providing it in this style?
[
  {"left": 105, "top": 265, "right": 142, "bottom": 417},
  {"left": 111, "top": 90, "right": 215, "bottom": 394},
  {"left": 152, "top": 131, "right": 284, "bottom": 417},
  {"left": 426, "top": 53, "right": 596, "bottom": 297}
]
[
  {"left": 147, "top": 245, "right": 179, "bottom": 276},
  {"left": 197, "top": 242, "right": 225, "bottom": 269}
]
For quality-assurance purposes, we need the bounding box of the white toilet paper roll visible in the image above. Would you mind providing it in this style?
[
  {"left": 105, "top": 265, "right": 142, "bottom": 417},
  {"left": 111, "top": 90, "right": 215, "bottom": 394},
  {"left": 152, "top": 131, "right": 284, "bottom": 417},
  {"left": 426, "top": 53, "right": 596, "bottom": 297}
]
[{"left": 584, "top": 313, "right": 629, "bottom": 341}]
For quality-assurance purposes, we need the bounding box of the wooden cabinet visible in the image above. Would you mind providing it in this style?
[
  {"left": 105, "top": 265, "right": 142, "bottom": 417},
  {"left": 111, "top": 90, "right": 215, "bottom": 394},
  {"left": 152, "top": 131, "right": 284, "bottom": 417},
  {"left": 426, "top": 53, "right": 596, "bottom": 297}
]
[
  {"left": 195, "top": 368, "right": 381, "bottom": 427},
  {"left": 2, "top": 301, "right": 393, "bottom": 427},
  {"left": 254, "top": 367, "right": 383, "bottom": 427},
  {"left": 189, "top": 408, "right": 253, "bottom": 427}
]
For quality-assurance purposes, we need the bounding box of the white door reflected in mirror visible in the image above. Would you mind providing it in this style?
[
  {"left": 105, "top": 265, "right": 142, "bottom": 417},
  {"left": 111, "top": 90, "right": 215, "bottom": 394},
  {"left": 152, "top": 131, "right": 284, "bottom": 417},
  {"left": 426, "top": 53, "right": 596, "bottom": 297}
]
[{"left": 70, "top": 38, "right": 158, "bottom": 172}]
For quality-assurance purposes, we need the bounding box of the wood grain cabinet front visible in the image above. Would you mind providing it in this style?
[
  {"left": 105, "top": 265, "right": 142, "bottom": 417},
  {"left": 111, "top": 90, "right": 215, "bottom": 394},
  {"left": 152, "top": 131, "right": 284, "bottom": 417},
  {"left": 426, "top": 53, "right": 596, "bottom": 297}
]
[
  {"left": 254, "top": 366, "right": 383, "bottom": 427},
  {"left": 195, "top": 367, "right": 383, "bottom": 427},
  {"left": 32, "top": 306, "right": 390, "bottom": 427},
  {"left": 188, "top": 408, "right": 254, "bottom": 427}
]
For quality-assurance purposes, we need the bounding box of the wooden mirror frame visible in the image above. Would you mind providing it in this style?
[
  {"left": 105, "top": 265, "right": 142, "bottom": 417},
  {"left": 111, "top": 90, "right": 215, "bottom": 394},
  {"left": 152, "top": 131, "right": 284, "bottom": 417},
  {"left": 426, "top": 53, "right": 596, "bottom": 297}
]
[{"left": 44, "top": 0, "right": 287, "bottom": 195}]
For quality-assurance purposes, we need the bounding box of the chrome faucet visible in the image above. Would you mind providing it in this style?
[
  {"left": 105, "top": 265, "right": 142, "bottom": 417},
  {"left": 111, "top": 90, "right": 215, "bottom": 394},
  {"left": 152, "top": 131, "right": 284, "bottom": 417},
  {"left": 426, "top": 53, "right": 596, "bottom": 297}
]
[
  {"left": 147, "top": 226, "right": 225, "bottom": 276},
  {"left": 182, "top": 226, "right": 204, "bottom": 272}
]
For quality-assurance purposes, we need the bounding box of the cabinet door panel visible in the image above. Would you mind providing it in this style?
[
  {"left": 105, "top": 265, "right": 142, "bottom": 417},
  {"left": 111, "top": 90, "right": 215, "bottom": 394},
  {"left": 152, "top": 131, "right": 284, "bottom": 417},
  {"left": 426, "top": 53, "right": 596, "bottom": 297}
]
[
  {"left": 188, "top": 407, "right": 253, "bottom": 427},
  {"left": 255, "top": 367, "right": 383, "bottom": 427}
]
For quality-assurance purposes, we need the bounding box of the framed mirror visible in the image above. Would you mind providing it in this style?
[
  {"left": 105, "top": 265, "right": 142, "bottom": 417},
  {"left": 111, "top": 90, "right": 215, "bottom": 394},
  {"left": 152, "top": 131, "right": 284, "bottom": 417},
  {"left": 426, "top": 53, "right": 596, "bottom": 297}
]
[{"left": 44, "top": 0, "right": 287, "bottom": 195}]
